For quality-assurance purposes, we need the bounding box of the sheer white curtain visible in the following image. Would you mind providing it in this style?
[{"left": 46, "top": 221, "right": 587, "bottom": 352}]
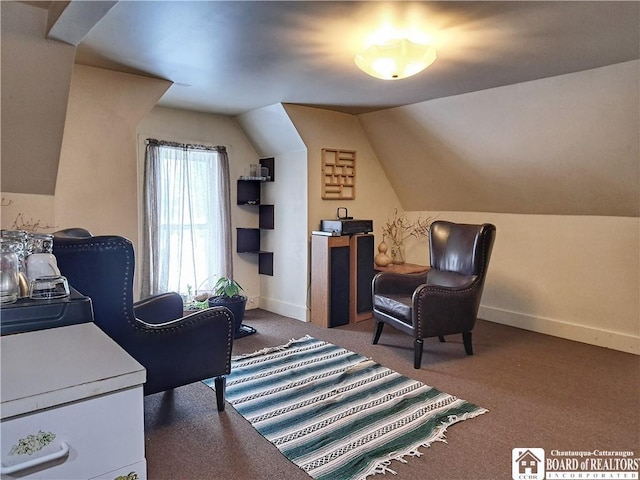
[{"left": 141, "top": 140, "right": 232, "bottom": 298}]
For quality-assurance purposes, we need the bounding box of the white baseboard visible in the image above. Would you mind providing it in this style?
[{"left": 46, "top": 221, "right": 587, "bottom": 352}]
[
  {"left": 256, "top": 296, "right": 308, "bottom": 322},
  {"left": 478, "top": 305, "right": 640, "bottom": 355}
]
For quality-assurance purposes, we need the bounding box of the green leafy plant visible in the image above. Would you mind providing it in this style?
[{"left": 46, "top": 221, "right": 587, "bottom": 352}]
[{"left": 213, "top": 277, "right": 244, "bottom": 299}]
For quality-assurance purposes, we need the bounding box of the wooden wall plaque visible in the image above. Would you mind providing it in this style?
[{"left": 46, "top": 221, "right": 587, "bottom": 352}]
[{"left": 321, "top": 148, "right": 356, "bottom": 200}]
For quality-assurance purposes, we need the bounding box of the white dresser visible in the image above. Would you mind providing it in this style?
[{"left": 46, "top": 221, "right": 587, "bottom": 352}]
[{"left": 1, "top": 323, "right": 147, "bottom": 479}]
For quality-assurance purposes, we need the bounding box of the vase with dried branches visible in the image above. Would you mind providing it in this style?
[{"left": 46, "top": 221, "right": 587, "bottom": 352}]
[{"left": 381, "top": 209, "right": 433, "bottom": 265}]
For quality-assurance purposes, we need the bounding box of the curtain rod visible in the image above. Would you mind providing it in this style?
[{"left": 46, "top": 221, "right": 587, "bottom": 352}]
[{"left": 146, "top": 138, "right": 226, "bottom": 152}]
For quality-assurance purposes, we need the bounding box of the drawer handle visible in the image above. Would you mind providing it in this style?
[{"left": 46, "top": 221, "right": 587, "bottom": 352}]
[{"left": 0, "top": 441, "right": 70, "bottom": 475}]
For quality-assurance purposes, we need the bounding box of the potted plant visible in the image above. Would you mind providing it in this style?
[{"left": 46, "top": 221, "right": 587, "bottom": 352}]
[{"left": 207, "top": 277, "right": 246, "bottom": 334}]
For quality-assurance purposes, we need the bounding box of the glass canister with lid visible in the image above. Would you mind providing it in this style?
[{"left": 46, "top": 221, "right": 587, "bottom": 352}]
[
  {"left": 27, "top": 232, "right": 54, "bottom": 254},
  {"left": 0, "top": 238, "right": 21, "bottom": 304},
  {"left": 0, "top": 230, "right": 29, "bottom": 297},
  {"left": 25, "top": 233, "right": 61, "bottom": 282},
  {"left": 0, "top": 230, "right": 28, "bottom": 269}
]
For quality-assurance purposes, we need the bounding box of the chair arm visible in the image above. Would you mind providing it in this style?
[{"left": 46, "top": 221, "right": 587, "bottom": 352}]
[
  {"left": 126, "top": 306, "right": 234, "bottom": 395},
  {"left": 373, "top": 271, "right": 429, "bottom": 295},
  {"left": 133, "top": 292, "right": 184, "bottom": 323},
  {"left": 412, "top": 277, "right": 482, "bottom": 338},
  {"left": 132, "top": 306, "right": 232, "bottom": 335}
]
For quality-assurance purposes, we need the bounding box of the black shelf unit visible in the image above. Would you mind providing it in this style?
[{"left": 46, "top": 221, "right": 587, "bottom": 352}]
[
  {"left": 259, "top": 205, "right": 275, "bottom": 229},
  {"left": 236, "top": 228, "right": 261, "bottom": 253},
  {"left": 236, "top": 158, "right": 274, "bottom": 276},
  {"left": 237, "top": 180, "right": 261, "bottom": 205}
]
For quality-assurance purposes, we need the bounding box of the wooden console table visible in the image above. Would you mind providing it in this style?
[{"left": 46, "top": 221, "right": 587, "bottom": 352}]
[{"left": 375, "top": 263, "right": 430, "bottom": 274}]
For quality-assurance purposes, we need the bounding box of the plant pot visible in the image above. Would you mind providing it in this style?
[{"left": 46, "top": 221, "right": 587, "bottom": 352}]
[{"left": 208, "top": 295, "right": 247, "bottom": 333}]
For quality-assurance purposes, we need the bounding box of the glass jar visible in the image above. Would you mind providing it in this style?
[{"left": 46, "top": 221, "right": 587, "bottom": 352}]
[
  {"left": 389, "top": 238, "right": 406, "bottom": 265},
  {"left": 26, "top": 253, "right": 61, "bottom": 282},
  {"left": 0, "top": 230, "right": 28, "bottom": 272},
  {"left": 0, "top": 239, "right": 20, "bottom": 304},
  {"left": 25, "top": 233, "right": 59, "bottom": 282},
  {"left": 27, "top": 233, "right": 54, "bottom": 254}
]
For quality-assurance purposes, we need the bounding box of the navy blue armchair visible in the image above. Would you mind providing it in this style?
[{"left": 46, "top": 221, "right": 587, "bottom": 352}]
[{"left": 53, "top": 230, "right": 234, "bottom": 411}]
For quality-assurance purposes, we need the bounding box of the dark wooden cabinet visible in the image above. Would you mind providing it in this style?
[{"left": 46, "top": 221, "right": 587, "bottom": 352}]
[{"left": 310, "top": 233, "right": 374, "bottom": 327}]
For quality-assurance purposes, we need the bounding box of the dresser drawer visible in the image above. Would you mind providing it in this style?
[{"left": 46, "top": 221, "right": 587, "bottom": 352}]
[{"left": 1, "top": 386, "right": 144, "bottom": 479}]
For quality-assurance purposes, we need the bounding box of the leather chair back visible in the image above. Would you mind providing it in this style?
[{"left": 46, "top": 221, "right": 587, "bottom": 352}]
[
  {"left": 430, "top": 221, "right": 495, "bottom": 278},
  {"left": 54, "top": 235, "right": 138, "bottom": 347}
]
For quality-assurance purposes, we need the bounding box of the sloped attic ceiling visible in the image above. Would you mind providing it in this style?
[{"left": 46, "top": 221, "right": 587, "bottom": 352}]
[
  {"left": 358, "top": 61, "right": 639, "bottom": 217},
  {"left": 3, "top": 1, "right": 638, "bottom": 218},
  {"left": 73, "top": 1, "right": 639, "bottom": 116}
]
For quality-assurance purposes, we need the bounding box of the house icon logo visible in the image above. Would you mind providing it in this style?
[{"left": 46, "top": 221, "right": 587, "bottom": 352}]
[{"left": 512, "top": 448, "right": 545, "bottom": 480}]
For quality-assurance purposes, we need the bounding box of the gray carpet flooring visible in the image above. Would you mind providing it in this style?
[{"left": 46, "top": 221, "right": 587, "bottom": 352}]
[{"left": 143, "top": 309, "right": 640, "bottom": 479}]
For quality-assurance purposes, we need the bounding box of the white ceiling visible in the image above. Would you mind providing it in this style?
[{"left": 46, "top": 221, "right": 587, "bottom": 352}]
[{"left": 51, "top": 1, "right": 639, "bottom": 115}]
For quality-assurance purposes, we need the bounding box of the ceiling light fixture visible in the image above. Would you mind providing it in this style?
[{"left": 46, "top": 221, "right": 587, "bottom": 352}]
[{"left": 354, "top": 37, "right": 436, "bottom": 80}]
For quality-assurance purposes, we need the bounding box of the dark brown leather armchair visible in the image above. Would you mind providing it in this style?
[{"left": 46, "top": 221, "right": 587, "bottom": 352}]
[
  {"left": 372, "top": 221, "right": 496, "bottom": 368},
  {"left": 53, "top": 230, "right": 234, "bottom": 410}
]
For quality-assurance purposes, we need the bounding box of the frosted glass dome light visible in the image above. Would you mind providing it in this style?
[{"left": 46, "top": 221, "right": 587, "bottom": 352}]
[{"left": 354, "top": 38, "right": 436, "bottom": 80}]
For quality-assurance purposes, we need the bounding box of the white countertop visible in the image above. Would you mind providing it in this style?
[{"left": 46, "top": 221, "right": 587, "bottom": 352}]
[{"left": 1, "top": 323, "right": 146, "bottom": 419}]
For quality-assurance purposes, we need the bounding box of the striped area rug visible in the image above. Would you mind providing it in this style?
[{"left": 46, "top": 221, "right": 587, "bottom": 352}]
[{"left": 204, "top": 335, "right": 487, "bottom": 480}]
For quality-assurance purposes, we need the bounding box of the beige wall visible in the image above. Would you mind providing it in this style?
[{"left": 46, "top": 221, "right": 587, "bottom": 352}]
[
  {"left": 1, "top": 1, "right": 75, "bottom": 196},
  {"left": 359, "top": 61, "right": 640, "bottom": 217},
  {"left": 0, "top": 193, "right": 56, "bottom": 232},
  {"left": 401, "top": 211, "right": 639, "bottom": 354},
  {"left": 283, "top": 105, "right": 403, "bottom": 243},
  {"left": 54, "top": 65, "right": 170, "bottom": 250},
  {"left": 2, "top": 65, "right": 169, "bottom": 240}
]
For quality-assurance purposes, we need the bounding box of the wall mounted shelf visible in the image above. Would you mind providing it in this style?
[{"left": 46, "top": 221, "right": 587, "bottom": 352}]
[{"left": 236, "top": 158, "right": 275, "bottom": 276}]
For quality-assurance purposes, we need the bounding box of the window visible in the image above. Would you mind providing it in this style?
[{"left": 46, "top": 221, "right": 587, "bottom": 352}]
[{"left": 141, "top": 139, "right": 232, "bottom": 298}]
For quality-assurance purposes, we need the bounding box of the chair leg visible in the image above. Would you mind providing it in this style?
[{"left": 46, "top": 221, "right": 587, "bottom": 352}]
[
  {"left": 372, "top": 320, "right": 385, "bottom": 344},
  {"left": 414, "top": 339, "right": 424, "bottom": 369},
  {"left": 438, "top": 336, "right": 446, "bottom": 343},
  {"left": 214, "top": 376, "right": 226, "bottom": 412},
  {"left": 462, "top": 332, "right": 473, "bottom": 355}
]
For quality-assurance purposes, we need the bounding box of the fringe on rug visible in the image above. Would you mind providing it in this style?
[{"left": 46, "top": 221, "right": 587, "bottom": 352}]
[
  {"left": 358, "top": 409, "right": 489, "bottom": 480},
  {"left": 231, "top": 334, "right": 314, "bottom": 361}
]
